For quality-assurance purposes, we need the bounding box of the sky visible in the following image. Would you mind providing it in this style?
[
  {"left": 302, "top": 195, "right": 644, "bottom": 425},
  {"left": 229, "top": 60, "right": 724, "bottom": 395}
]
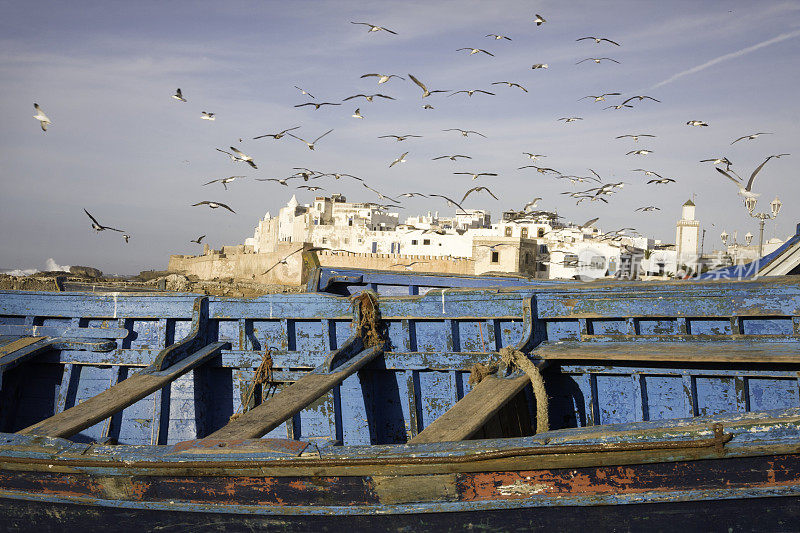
[{"left": 1, "top": 0, "right": 799, "bottom": 275}]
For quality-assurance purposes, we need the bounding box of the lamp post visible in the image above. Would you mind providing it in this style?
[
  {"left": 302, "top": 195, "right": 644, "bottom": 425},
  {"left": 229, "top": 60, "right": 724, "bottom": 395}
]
[{"left": 745, "top": 196, "right": 782, "bottom": 257}]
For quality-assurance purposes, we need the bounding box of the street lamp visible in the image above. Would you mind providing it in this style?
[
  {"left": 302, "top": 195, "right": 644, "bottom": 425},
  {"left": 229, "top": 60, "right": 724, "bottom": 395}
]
[
  {"left": 745, "top": 196, "right": 783, "bottom": 257},
  {"left": 720, "top": 231, "right": 728, "bottom": 246},
  {"left": 744, "top": 232, "right": 753, "bottom": 246}
]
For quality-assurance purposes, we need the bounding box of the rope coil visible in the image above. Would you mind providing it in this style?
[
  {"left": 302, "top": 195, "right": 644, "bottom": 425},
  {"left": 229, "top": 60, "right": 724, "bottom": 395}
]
[{"left": 230, "top": 347, "right": 274, "bottom": 422}]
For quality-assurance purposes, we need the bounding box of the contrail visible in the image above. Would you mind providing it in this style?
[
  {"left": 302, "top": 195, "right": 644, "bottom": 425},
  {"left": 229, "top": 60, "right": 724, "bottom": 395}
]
[{"left": 650, "top": 29, "right": 800, "bottom": 89}]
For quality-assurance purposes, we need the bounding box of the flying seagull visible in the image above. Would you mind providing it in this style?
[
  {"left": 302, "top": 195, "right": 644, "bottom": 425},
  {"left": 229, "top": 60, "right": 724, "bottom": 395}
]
[
  {"left": 408, "top": 74, "right": 449, "bottom": 98},
  {"left": 350, "top": 22, "right": 397, "bottom": 34},
  {"left": 255, "top": 177, "right": 298, "bottom": 186},
  {"left": 622, "top": 95, "right": 661, "bottom": 105},
  {"left": 32, "top": 103, "right": 52, "bottom": 131},
  {"left": 518, "top": 165, "right": 560, "bottom": 174},
  {"left": 430, "top": 193, "right": 467, "bottom": 213},
  {"left": 192, "top": 201, "right": 236, "bottom": 213},
  {"left": 449, "top": 89, "right": 495, "bottom": 97},
  {"left": 122, "top": 234, "right": 130, "bottom": 243},
  {"left": 453, "top": 171, "right": 498, "bottom": 180},
  {"left": 631, "top": 169, "right": 662, "bottom": 178},
  {"left": 253, "top": 126, "right": 300, "bottom": 140},
  {"left": 687, "top": 120, "right": 708, "bottom": 127},
  {"left": 443, "top": 128, "right": 486, "bottom": 137},
  {"left": 533, "top": 14, "right": 546, "bottom": 25},
  {"left": 731, "top": 132, "right": 772, "bottom": 144},
  {"left": 461, "top": 186, "right": 498, "bottom": 203},
  {"left": 361, "top": 73, "right": 405, "bottom": 84},
  {"left": 200, "top": 111, "right": 215, "bottom": 121},
  {"left": 605, "top": 104, "right": 633, "bottom": 110},
  {"left": 297, "top": 185, "right": 325, "bottom": 191},
  {"left": 352, "top": 108, "right": 363, "bottom": 119},
  {"left": 171, "top": 88, "right": 186, "bottom": 102},
  {"left": 287, "top": 128, "right": 334, "bottom": 150},
  {"left": 343, "top": 93, "right": 395, "bottom": 102},
  {"left": 491, "top": 81, "right": 528, "bottom": 92},
  {"left": 486, "top": 34, "right": 512, "bottom": 40},
  {"left": 83, "top": 209, "right": 124, "bottom": 233},
  {"left": 433, "top": 154, "right": 471, "bottom": 161},
  {"left": 203, "top": 176, "right": 246, "bottom": 190},
  {"left": 378, "top": 134, "right": 422, "bottom": 141},
  {"left": 294, "top": 86, "right": 315, "bottom": 98},
  {"left": 715, "top": 155, "right": 784, "bottom": 200},
  {"left": 216, "top": 147, "right": 257, "bottom": 168},
  {"left": 636, "top": 206, "right": 661, "bottom": 212},
  {"left": 531, "top": 63, "right": 549, "bottom": 69},
  {"left": 576, "top": 36, "right": 620, "bottom": 46},
  {"left": 627, "top": 149, "right": 653, "bottom": 155},
  {"left": 523, "top": 198, "right": 543, "bottom": 210},
  {"left": 523, "top": 153, "right": 546, "bottom": 160},
  {"left": 576, "top": 57, "right": 620, "bottom": 64},
  {"left": 647, "top": 177, "right": 676, "bottom": 184},
  {"left": 580, "top": 93, "right": 621, "bottom": 101},
  {"left": 294, "top": 102, "right": 341, "bottom": 110},
  {"left": 456, "top": 47, "right": 494, "bottom": 56},
  {"left": 190, "top": 235, "right": 206, "bottom": 244},
  {"left": 700, "top": 157, "right": 732, "bottom": 170},
  {"left": 558, "top": 117, "right": 583, "bottom": 122},
  {"left": 389, "top": 152, "right": 408, "bottom": 167},
  {"left": 616, "top": 134, "right": 656, "bottom": 141}
]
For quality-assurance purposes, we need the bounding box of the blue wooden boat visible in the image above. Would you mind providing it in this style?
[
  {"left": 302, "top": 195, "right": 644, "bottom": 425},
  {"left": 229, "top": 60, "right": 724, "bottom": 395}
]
[{"left": 1, "top": 277, "right": 799, "bottom": 531}]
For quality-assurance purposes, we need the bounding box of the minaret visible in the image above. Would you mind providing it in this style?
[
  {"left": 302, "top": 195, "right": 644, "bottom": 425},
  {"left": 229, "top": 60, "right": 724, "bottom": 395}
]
[{"left": 675, "top": 199, "right": 700, "bottom": 267}]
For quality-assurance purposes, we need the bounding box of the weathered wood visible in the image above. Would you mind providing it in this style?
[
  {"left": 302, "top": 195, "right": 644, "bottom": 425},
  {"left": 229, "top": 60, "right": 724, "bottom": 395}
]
[
  {"left": 208, "top": 345, "right": 383, "bottom": 440},
  {"left": 18, "top": 342, "right": 227, "bottom": 438},
  {"left": 409, "top": 375, "right": 529, "bottom": 444},
  {"left": 534, "top": 340, "right": 800, "bottom": 363},
  {"left": 0, "top": 337, "right": 47, "bottom": 358}
]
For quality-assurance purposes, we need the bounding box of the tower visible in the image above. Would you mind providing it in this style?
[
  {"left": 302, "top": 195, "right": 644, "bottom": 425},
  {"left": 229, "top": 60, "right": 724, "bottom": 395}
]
[{"left": 675, "top": 199, "right": 700, "bottom": 268}]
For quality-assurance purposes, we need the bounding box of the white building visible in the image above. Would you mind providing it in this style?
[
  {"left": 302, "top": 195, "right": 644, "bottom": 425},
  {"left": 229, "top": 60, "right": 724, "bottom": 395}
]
[{"left": 675, "top": 199, "right": 700, "bottom": 268}]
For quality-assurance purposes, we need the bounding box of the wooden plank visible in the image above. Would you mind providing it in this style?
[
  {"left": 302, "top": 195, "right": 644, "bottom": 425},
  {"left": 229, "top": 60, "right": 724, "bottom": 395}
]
[
  {"left": 18, "top": 342, "right": 226, "bottom": 438},
  {"left": 534, "top": 340, "right": 800, "bottom": 363},
  {"left": 0, "top": 337, "right": 47, "bottom": 357},
  {"left": 207, "top": 345, "right": 383, "bottom": 440},
  {"left": 409, "top": 375, "right": 529, "bottom": 444}
]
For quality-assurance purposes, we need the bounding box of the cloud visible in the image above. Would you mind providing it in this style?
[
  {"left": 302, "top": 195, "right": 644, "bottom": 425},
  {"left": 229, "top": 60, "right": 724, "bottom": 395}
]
[{"left": 650, "top": 29, "right": 800, "bottom": 89}]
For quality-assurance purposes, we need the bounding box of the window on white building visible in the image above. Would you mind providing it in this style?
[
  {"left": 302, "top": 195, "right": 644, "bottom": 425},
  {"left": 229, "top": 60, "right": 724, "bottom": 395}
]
[
  {"left": 411, "top": 239, "right": 418, "bottom": 245},
  {"left": 423, "top": 239, "right": 430, "bottom": 245},
  {"left": 491, "top": 251, "right": 499, "bottom": 263},
  {"left": 505, "top": 227, "right": 512, "bottom": 237}
]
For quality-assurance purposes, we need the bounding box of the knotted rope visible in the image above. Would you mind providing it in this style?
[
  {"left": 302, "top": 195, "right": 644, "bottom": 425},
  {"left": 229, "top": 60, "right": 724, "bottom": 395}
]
[
  {"left": 229, "top": 347, "right": 274, "bottom": 422},
  {"left": 468, "top": 347, "right": 549, "bottom": 433},
  {"left": 351, "top": 291, "right": 383, "bottom": 347}
]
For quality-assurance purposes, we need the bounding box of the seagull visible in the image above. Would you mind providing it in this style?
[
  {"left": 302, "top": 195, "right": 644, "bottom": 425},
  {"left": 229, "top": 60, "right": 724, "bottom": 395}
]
[
  {"left": 84, "top": 209, "right": 124, "bottom": 233},
  {"left": 576, "top": 57, "right": 620, "bottom": 64},
  {"left": 430, "top": 194, "right": 467, "bottom": 213},
  {"left": 216, "top": 147, "right": 257, "bottom": 168},
  {"left": 449, "top": 89, "right": 495, "bottom": 97},
  {"left": 352, "top": 108, "right": 364, "bottom": 119},
  {"left": 523, "top": 198, "right": 543, "bottom": 210},
  {"left": 518, "top": 165, "right": 560, "bottom": 174},
  {"left": 343, "top": 93, "right": 395, "bottom": 102},
  {"left": 576, "top": 36, "right": 620, "bottom": 46},
  {"left": 700, "top": 157, "right": 733, "bottom": 170},
  {"left": 422, "top": 104, "right": 434, "bottom": 109},
  {"left": 294, "top": 86, "right": 315, "bottom": 98},
  {"left": 361, "top": 73, "right": 405, "bottom": 84},
  {"left": 558, "top": 117, "right": 583, "bottom": 122},
  {"left": 192, "top": 201, "right": 236, "bottom": 213},
  {"left": 636, "top": 206, "right": 661, "bottom": 212},
  {"left": 715, "top": 155, "right": 782, "bottom": 200},
  {"left": 378, "top": 134, "right": 422, "bottom": 141},
  {"left": 461, "top": 186, "right": 498, "bottom": 203},
  {"left": 291, "top": 167, "right": 324, "bottom": 181},
  {"left": 647, "top": 177, "right": 676, "bottom": 184},
  {"left": 350, "top": 22, "right": 397, "bottom": 34},
  {"left": 453, "top": 171, "right": 498, "bottom": 180},
  {"left": 294, "top": 102, "right": 341, "bottom": 110},
  {"left": 399, "top": 192, "right": 428, "bottom": 198},
  {"left": 605, "top": 104, "right": 633, "bottom": 110},
  {"left": 408, "top": 74, "right": 449, "bottom": 98},
  {"left": 171, "top": 88, "right": 186, "bottom": 102},
  {"left": 486, "top": 34, "right": 512, "bottom": 40},
  {"left": 491, "top": 81, "right": 528, "bottom": 92},
  {"left": 456, "top": 47, "right": 494, "bottom": 56},
  {"left": 579, "top": 217, "right": 600, "bottom": 229},
  {"left": 389, "top": 152, "right": 408, "bottom": 167},
  {"left": 731, "top": 132, "right": 772, "bottom": 144},
  {"left": 531, "top": 63, "right": 549, "bottom": 69},
  {"left": 631, "top": 169, "right": 662, "bottom": 178},
  {"left": 200, "top": 111, "right": 215, "bottom": 121},
  {"left": 580, "top": 92, "right": 621, "bottom": 101},
  {"left": 622, "top": 95, "right": 661, "bottom": 105},
  {"left": 687, "top": 120, "right": 708, "bottom": 127},
  {"left": 287, "top": 128, "right": 333, "bottom": 150},
  {"left": 627, "top": 149, "right": 653, "bottom": 155},
  {"left": 190, "top": 235, "right": 206, "bottom": 244},
  {"left": 390, "top": 261, "right": 427, "bottom": 270},
  {"left": 433, "top": 154, "right": 472, "bottom": 161},
  {"left": 533, "top": 13, "right": 546, "bottom": 25},
  {"left": 297, "top": 185, "right": 325, "bottom": 191},
  {"left": 616, "top": 134, "right": 656, "bottom": 141},
  {"left": 253, "top": 126, "right": 300, "bottom": 140},
  {"left": 363, "top": 183, "right": 400, "bottom": 203},
  {"left": 32, "top": 103, "right": 52, "bottom": 131},
  {"left": 523, "top": 153, "right": 546, "bottom": 160},
  {"left": 203, "top": 176, "right": 246, "bottom": 190},
  {"left": 256, "top": 177, "right": 298, "bottom": 186},
  {"left": 319, "top": 172, "right": 362, "bottom": 181},
  {"left": 122, "top": 234, "right": 130, "bottom": 243},
  {"left": 443, "top": 128, "right": 486, "bottom": 137}
]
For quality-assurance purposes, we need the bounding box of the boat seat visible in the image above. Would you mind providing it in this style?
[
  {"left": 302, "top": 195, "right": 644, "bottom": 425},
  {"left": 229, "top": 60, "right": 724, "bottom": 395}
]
[{"left": 532, "top": 339, "right": 800, "bottom": 364}]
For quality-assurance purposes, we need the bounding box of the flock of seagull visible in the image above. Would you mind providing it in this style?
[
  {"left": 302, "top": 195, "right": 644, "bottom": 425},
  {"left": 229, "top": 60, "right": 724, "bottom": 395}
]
[{"left": 29, "top": 10, "right": 789, "bottom": 256}]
